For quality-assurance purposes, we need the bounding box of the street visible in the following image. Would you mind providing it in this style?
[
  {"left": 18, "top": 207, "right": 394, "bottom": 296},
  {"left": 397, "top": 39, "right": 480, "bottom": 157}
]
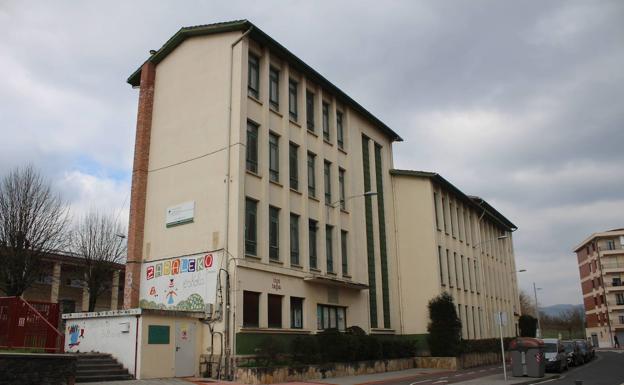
[{"left": 544, "top": 351, "right": 624, "bottom": 385}]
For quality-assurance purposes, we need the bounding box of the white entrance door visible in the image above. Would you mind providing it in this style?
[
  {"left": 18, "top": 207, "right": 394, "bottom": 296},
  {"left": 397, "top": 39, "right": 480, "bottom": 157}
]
[{"left": 175, "top": 321, "right": 196, "bottom": 377}]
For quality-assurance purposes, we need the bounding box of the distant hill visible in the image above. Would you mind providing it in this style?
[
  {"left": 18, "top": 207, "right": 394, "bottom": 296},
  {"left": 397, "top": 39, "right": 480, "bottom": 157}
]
[{"left": 540, "top": 304, "right": 584, "bottom": 318}]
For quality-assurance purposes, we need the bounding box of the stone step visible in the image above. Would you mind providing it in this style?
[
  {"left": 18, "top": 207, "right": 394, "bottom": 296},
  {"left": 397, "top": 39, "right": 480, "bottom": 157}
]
[
  {"left": 77, "top": 362, "right": 124, "bottom": 370},
  {"left": 76, "top": 368, "right": 130, "bottom": 376},
  {"left": 76, "top": 373, "right": 133, "bottom": 383}
]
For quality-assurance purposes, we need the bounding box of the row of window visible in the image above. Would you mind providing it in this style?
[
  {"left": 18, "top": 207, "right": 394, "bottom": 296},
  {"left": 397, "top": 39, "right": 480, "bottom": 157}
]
[
  {"left": 434, "top": 192, "right": 476, "bottom": 245},
  {"left": 457, "top": 303, "right": 482, "bottom": 339},
  {"left": 242, "top": 290, "right": 346, "bottom": 330},
  {"left": 247, "top": 121, "right": 347, "bottom": 209},
  {"left": 248, "top": 53, "right": 346, "bottom": 150},
  {"left": 245, "top": 198, "right": 349, "bottom": 275},
  {"left": 437, "top": 246, "right": 480, "bottom": 292}
]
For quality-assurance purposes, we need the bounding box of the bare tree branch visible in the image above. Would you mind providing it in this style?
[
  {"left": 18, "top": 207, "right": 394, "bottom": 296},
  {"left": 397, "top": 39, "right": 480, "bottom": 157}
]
[
  {"left": 71, "top": 210, "right": 126, "bottom": 311},
  {"left": 0, "top": 165, "right": 70, "bottom": 296}
]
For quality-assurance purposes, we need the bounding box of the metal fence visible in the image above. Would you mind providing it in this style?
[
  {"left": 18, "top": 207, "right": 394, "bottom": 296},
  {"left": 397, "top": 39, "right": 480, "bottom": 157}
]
[{"left": 0, "top": 296, "right": 64, "bottom": 353}]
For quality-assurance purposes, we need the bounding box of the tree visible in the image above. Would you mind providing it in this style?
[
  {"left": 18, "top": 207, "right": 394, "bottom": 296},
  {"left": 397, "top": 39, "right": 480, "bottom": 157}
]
[
  {"left": 519, "top": 314, "right": 538, "bottom": 337},
  {"left": 72, "top": 211, "right": 126, "bottom": 311},
  {"left": 0, "top": 166, "right": 69, "bottom": 296},
  {"left": 427, "top": 292, "right": 462, "bottom": 357},
  {"left": 519, "top": 290, "right": 535, "bottom": 316}
]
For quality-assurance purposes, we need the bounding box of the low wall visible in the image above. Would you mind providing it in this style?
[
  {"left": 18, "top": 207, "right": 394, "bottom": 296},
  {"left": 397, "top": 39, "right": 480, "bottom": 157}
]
[
  {"left": 415, "top": 352, "right": 507, "bottom": 370},
  {"left": 0, "top": 353, "right": 76, "bottom": 385},
  {"left": 235, "top": 357, "right": 415, "bottom": 384}
]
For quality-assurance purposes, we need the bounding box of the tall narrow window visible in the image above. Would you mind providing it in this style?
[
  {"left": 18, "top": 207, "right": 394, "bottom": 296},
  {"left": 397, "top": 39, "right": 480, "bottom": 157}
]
[
  {"left": 244, "top": 198, "right": 257, "bottom": 256},
  {"left": 446, "top": 249, "right": 453, "bottom": 287},
  {"left": 306, "top": 91, "right": 315, "bottom": 131},
  {"left": 326, "top": 225, "right": 334, "bottom": 273},
  {"left": 307, "top": 152, "right": 316, "bottom": 197},
  {"left": 289, "top": 79, "right": 298, "bottom": 120},
  {"left": 461, "top": 254, "right": 467, "bottom": 289},
  {"left": 338, "top": 168, "right": 346, "bottom": 210},
  {"left": 336, "top": 111, "right": 344, "bottom": 149},
  {"left": 289, "top": 143, "right": 298, "bottom": 190},
  {"left": 267, "top": 294, "right": 282, "bottom": 328},
  {"left": 243, "top": 291, "right": 260, "bottom": 327},
  {"left": 246, "top": 121, "right": 258, "bottom": 173},
  {"left": 290, "top": 214, "right": 299, "bottom": 265},
  {"left": 269, "top": 67, "right": 279, "bottom": 109},
  {"left": 309, "top": 220, "right": 318, "bottom": 269},
  {"left": 442, "top": 197, "right": 448, "bottom": 234},
  {"left": 341, "top": 230, "right": 348, "bottom": 275},
  {"left": 455, "top": 252, "right": 461, "bottom": 288},
  {"left": 269, "top": 206, "right": 280, "bottom": 261},
  {"left": 290, "top": 297, "right": 303, "bottom": 328},
  {"left": 438, "top": 246, "right": 445, "bottom": 285},
  {"left": 324, "top": 161, "right": 331, "bottom": 204},
  {"left": 322, "top": 102, "right": 330, "bottom": 141},
  {"left": 247, "top": 54, "right": 259, "bottom": 99},
  {"left": 269, "top": 133, "right": 279, "bottom": 182},
  {"left": 450, "top": 202, "right": 456, "bottom": 237},
  {"left": 434, "top": 192, "right": 441, "bottom": 230},
  {"left": 474, "top": 260, "right": 480, "bottom": 293}
]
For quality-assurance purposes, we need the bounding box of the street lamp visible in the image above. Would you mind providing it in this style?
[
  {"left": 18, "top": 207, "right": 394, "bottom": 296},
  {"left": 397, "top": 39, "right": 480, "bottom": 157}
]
[
  {"left": 329, "top": 191, "right": 377, "bottom": 209},
  {"left": 533, "top": 282, "right": 543, "bottom": 338},
  {"left": 473, "top": 234, "right": 509, "bottom": 249}
]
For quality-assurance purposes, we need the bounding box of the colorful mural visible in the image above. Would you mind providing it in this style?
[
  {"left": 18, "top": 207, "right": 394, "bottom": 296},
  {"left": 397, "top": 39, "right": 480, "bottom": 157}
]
[
  {"left": 67, "top": 323, "right": 85, "bottom": 348},
  {"left": 139, "top": 251, "right": 221, "bottom": 312}
]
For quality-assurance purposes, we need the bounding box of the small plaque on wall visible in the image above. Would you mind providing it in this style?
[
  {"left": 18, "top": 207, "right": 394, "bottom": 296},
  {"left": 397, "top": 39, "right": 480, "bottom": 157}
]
[
  {"left": 166, "top": 201, "right": 195, "bottom": 227},
  {"left": 148, "top": 325, "right": 170, "bottom": 344}
]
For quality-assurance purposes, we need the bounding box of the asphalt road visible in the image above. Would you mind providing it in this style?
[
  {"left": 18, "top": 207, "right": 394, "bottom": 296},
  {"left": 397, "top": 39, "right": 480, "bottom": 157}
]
[
  {"left": 543, "top": 351, "right": 624, "bottom": 385},
  {"left": 355, "top": 363, "right": 509, "bottom": 385}
]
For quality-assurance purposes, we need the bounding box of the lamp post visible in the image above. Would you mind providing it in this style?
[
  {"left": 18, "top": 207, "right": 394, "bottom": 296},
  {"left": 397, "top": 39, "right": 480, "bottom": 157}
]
[
  {"left": 473, "top": 234, "right": 509, "bottom": 249},
  {"left": 533, "top": 282, "right": 543, "bottom": 338},
  {"left": 329, "top": 191, "right": 377, "bottom": 209}
]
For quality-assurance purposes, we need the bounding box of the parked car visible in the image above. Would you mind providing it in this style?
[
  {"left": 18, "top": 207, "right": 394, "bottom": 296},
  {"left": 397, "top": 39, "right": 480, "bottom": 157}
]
[
  {"left": 543, "top": 338, "right": 568, "bottom": 372},
  {"left": 575, "top": 339, "right": 593, "bottom": 362},
  {"left": 562, "top": 340, "right": 583, "bottom": 366}
]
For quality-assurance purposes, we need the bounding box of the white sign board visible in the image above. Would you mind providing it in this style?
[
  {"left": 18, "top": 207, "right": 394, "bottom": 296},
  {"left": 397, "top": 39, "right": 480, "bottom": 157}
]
[
  {"left": 139, "top": 251, "right": 221, "bottom": 312},
  {"left": 495, "top": 311, "right": 508, "bottom": 326},
  {"left": 166, "top": 201, "right": 195, "bottom": 227}
]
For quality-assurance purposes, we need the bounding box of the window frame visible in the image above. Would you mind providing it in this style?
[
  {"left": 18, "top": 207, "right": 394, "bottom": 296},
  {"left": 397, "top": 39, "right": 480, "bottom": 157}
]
[
  {"left": 309, "top": 219, "right": 318, "bottom": 269},
  {"left": 306, "top": 90, "right": 315, "bottom": 132},
  {"left": 267, "top": 294, "right": 283, "bottom": 328},
  {"left": 322, "top": 102, "right": 330, "bottom": 141},
  {"left": 290, "top": 213, "right": 300, "bottom": 265},
  {"left": 269, "top": 206, "right": 280, "bottom": 261},
  {"left": 290, "top": 297, "right": 303, "bottom": 329},
  {"left": 244, "top": 198, "right": 258, "bottom": 256},
  {"left": 289, "top": 142, "right": 299, "bottom": 190},
  {"left": 269, "top": 132, "right": 279, "bottom": 182},
  {"left": 317, "top": 304, "right": 346, "bottom": 331},
  {"left": 341, "top": 230, "right": 348, "bottom": 275},
  {"left": 269, "top": 66, "right": 280, "bottom": 109},
  {"left": 324, "top": 160, "right": 331, "bottom": 204},
  {"left": 246, "top": 121, "right": 259, "bottom": 173},
  {"left": 307, "top": 152, "right": 316, "bottom": 197},
  {"left": 336, "top": 110, "right": 344, "bottom": 149},
  {"left": 243, "top": 291, "right": 260, "bottom": 327},
  {"left": 338, "top": 168, "right": 346, "bottom": 210},
  {"left": 247, "top": 53, "right": 260, "bottom": 99},
  {"left": 289, "top": 79, "right": 298, "bottom": 120},
  {"left": 326, "top": 225, "right": 334, "bottom": 273}
]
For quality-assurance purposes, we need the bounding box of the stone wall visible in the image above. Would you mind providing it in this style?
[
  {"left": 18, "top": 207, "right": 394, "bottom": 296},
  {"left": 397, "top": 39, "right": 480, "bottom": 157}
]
[
  {"left": 235, "top": 357, "right": 415, "bottom": 384},
  {"left": 415, "top": 352, "right": 508, "bottom": 371},
  {"left": 0, "top": 353, "right": 76, "bottom": 385}
]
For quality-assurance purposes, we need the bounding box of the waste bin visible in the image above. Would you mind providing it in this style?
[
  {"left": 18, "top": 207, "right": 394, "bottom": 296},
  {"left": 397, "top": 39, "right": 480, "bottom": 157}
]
[{"left": 509, "top": 338, "right": 545, "bottom": 378}]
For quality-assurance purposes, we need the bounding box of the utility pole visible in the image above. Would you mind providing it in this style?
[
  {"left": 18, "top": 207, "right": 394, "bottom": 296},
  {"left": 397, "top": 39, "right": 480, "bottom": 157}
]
[{"left": 533, "top": 282, "right": 542, "bottom": 338}]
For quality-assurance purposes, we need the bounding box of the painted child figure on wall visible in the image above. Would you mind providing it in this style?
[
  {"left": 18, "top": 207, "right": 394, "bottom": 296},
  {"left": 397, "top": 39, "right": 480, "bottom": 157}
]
[{"left": 165, "top": 278, "right": 177, "bottom": 305}]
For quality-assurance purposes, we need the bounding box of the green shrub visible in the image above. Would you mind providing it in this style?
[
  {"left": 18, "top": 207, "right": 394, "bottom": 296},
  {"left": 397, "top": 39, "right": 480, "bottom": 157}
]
[
  {"left": 290, "top": 335, "right": 319, "bottom": 364},
  {"left": 427, "top": 292, "right": 462, "bottom": 357},
  {"left": 256, "top": 336, "right": 285, "bottom": 367}
]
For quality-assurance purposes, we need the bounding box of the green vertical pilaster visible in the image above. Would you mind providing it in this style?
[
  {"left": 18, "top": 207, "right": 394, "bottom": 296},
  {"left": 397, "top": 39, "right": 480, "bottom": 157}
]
[
  {"left": 362, "top": 136, "right": 377, "bottom": 328},
  {"left": 375, "top": 144, "right": 391, "bottom": 328}
]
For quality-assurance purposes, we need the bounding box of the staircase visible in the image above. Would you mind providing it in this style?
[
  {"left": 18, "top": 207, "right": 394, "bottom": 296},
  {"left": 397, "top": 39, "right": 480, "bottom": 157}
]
[{"left": 75, "top": 353, "right": 133, "bottom": 383}]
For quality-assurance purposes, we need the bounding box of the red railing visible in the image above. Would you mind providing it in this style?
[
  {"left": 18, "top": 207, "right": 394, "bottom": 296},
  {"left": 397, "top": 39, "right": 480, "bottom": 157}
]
[{"left": 0, "top": 296, "right": 64, "bottom": 353}]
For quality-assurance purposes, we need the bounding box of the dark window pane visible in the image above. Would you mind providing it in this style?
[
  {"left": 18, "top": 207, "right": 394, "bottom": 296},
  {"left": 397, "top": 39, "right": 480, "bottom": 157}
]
[
  {"left": 248, "top": 54, "right": 259, "bottom": 99},
  {"left": 338, "top": 168, "right": 345, "bottom": 210},
  {"left": 290, "top": 214, "right": 299, "bottom": 265},
  {"left": 243, "top": 291, "right": 260, "bottom": 327},
  {"left": 246, "top": 121, "right": 258, "bottom": 173},
  {"left": 245, "top": 199, "right": 257, "bottom": 255},
  {"left": 306, "top": 91, "right": 315, "bottom": 131},
  {"left": 322, "top": 102, "right": 330, "bottom": 141},
  {"left": 337, "top": 111, "right": 344, "bottom": 149},
  {"left": 326, "top": 225, "right": 333, "bottom": 273},
  {"left": 269, "top": 133, "right": 279, "bottom": 182},
  {"left": 290, "top": 297, "right": 303, "bottom": 328},
  {"left": 309, "top": 220, "right": 317, "bottom": 269},
  {"left": 289, "top": 143, "right": 298, "bottom": 190},
  {"left": 269, "top": 206, "right": 280, "bottom": 261},
  {"left": 269, "top": 67, "right": 279, "bottom": 109},
  {"left": 289, "top": 79, "right": 298, "bottom": 120},
  {"left": 307, "top": 152, "right": 316, "bottom": 197},
  {"left": 324, "top": 161, "right": 331, "bottom": 204},
  {"left": 267, "top": 294, "right": 282, "bottom": 328},
  {"left": 341, "top": 230, "right": 348, "bottom": 275}
]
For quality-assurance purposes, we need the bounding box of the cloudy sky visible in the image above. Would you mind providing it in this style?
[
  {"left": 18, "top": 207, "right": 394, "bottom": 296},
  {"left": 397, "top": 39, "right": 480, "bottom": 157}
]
[{"left": 1, "top": 1, "right": 622, "bottom": 306}]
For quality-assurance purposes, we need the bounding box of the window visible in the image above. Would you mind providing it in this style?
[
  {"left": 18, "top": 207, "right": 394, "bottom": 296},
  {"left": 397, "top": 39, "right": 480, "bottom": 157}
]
[
  {"left": 326, "top": 225, "right": 334, "bottom": 273},
  {"left": 243, "top": 291, "right": 260, "bottom": 327},
  {"left": 322, "top": 102, "right": 330, "bottom": 141},
  {"left": 450, "top": 202, "right": 456, "bottom": 237},
  {"left": 248, "top": 54, "right": 259, "bottom": 99},
  {"left": 307, "top": 152, "right": 316, "bottom": 197},
  {"left": 306, "top": 91, "right": 315, "bottom": 131},
  {"left": 290, "top": 297, "right": 303, "bottom": 328},
  {"left": 336, "top": 111, "right": 344, "bottom": 149},
  {"left": 289, "top": 79, "right": 298, "bottom": 120},
  {"left": 474, "top": 260, "right": 479, "bottom": 292},
  {"left": 607, "top": 240, "right": 616, "bottom": 250},
  {"left": 290, "top": 214, "right": 299, "bottom": 265},
  {"left": 442, "top": 197, "right": 448, "bottom": 233},
  {"left": 267, "top": 294, "right": 282, "bottom": 328},
  {"left": 458, "top": 206, "right": 464, "bottom": 241},
  {"left": 467, "top": 257, "right": 473, "bottom": 291},
  {"left": 269, "top": 133, "right": 279, "bottom": 182},
  {"left": 447, "top": 249, "right": 453, "bottom": 287},
  {"left": 438, "top": 246, "right": 445, "bottom": 285},
  {"left": 269, "top": 206, "right": 280, "bottom": 261},
  {"left": 341, "top": 230, "right": 348, "bottom": 275},
  {"left": 317, "top": 304, "right": 346, "bottom": 331},
  {"left": 434, "top": 192, "right": 441, "bottom": 230},
  {"left": 309, "top": 220, "right": 318, "bottom": 269},
  {"left": 461, "top": 255, "right": 467, "bottom": 290},
  {"left": 245, "top": 199, "right": 257, "bottom": 255},
  {"left": 619, "top": 315, "right": 624, "bottom": 324},
  {"left": 455, "top": 252, "right": 461, "bottom": 288},
  {"left": 324, "top": 161, "right": 331, "bottom": 204},
  {"left": 338, "top": 168, "right": 346, "bottom": 210},
  {"left": 616, "top": 293, "right": 624, "bottom": 305},
  {"left": 246, "top": 121, "right": 259, "bottom": 173},
  {"left": 269, "top": 67, "right": 279, "bottom": 109},
  {"left": 289, "top": 143, "right": 298, "bottom": 190}
]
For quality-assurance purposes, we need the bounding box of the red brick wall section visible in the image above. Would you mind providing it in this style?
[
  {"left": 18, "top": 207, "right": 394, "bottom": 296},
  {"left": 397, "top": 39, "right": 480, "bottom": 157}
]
[
  {"left": 578, "top": 262, "right": 591, "bottom": 280},
  {"left": 123, "top": 61, "right": 156, "bottom": 309},
  {"left": 586, "top": 313, "right": 598, "bottom": 328},
  {"left": 581, "top": 279, "right": 593, "bottom": 295},
  {"left": 583, "top": 296, "right": 594, "bottom": 312},
  {"left": 576, "top": 249, "right": 587, "bottom": 264}
]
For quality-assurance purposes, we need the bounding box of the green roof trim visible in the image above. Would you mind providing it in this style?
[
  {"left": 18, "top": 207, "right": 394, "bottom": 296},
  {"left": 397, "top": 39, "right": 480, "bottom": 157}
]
[
  {"left": 127, "top": 19, "right": 403, "bottom": 142},
  {"left": 390, "top": 169, "right": 517, "bottom": 231}
]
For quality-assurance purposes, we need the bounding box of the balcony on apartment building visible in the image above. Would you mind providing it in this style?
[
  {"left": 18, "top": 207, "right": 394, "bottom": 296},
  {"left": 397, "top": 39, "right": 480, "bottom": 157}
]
[
  {"left": 601, "top": 260, "right": 624, "bottom": 273},
  {"left": 605, "top": 280, "right": 624, "bottom": 293}
]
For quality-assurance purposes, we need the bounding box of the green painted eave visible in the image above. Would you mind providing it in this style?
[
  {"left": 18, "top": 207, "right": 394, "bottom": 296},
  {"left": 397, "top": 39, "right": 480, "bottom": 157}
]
[{"left": 127, "top": 19, "right": 403, "bottom": 142}]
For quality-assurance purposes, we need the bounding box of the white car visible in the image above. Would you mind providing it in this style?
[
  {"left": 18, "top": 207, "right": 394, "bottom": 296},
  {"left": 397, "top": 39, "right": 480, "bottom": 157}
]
[{"left": 543, "top": 338, "right": 568, "bottom": 373}]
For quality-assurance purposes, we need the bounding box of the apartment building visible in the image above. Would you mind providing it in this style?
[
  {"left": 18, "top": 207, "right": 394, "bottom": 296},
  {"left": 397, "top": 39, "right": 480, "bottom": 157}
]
[
  {"left": 391, "top": 170, "right": 520, "bottom": 339},
  {"left": 574, "top": 228, "right": 624, "bottom": 348}
]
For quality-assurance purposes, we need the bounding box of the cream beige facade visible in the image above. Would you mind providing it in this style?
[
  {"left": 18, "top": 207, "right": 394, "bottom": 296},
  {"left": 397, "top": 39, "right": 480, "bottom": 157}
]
[
  {"left": 122, "top": 20, "right": 521, "bottom": 378},
  {"left": 391, "top": 170, "right": 521, "bottom": 339},
  {"left": 574, "top": 228, "right": 624, "bottom": 348}
]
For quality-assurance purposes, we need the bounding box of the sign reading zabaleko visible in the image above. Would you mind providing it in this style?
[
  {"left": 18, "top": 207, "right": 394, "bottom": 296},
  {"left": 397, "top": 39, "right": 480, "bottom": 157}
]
[{"left": 139, "top": 251, "right": 221, "bottom": 312}]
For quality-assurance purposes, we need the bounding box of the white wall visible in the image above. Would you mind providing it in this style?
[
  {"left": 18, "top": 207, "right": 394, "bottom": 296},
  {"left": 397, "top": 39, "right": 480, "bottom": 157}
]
[{"left": 64, "top": 314, "right": 139, "bottom": 375}]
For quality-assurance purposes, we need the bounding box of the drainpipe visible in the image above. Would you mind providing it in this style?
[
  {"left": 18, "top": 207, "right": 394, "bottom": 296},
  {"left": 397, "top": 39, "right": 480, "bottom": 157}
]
[{"left": 224, "top": 25, "right": 253, "bottom": 380}]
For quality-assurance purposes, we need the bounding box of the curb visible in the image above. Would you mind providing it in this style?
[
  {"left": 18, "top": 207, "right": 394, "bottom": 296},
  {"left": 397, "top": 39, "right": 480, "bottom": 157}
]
[{"left": 512, "top": 374, "right": 561, "bottom": 385}]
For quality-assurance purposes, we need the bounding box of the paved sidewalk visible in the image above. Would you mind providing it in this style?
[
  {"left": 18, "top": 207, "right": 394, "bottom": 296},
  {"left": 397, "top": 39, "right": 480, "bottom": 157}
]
[
  {"left": 451, "top": 373, "right": 559, "bottom": 385},
  {"left": 313, "top": 368, "right": 448, "bottom": 385}
]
